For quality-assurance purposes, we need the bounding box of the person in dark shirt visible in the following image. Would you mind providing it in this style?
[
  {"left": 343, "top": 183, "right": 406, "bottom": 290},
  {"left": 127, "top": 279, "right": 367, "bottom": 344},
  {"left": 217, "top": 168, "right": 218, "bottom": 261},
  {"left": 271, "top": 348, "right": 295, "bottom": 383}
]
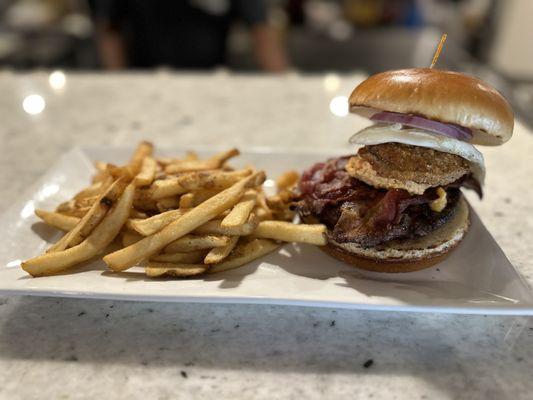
[{"left": 91, "top": 0, "right": 288, "bottom": 71}]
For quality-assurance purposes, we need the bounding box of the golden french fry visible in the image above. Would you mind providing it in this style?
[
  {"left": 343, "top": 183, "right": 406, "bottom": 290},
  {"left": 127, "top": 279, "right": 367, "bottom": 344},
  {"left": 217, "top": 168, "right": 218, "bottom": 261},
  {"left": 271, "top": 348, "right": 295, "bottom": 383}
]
[
  {"left": 130, "top": 209, "right": 148, "bottom": 219},
  {"left": 150, "top": 250, "right": 206, "bottom": 263},
  {"left": 122, "top": 230, "right": 143, "bottom": 247},
  {"left": 145, "top": 262, "right": 208, "bottom": 278},
  {"left": 48, "top": 180, "right": 126, "bottom": 253},
  {"left": 35, "top": 209, "right": 80, "bottom": 231},
  {"left": 165, "top": 148, "right": 239, "bottom": 174},
  {"left": 208, "top": 239, "right": 279, "bottom": 274},
  {"left": 194, "top": 214, "right": 258, "bottom": 236},
  {"left": 129, "top": 141, "right": 153, "bottom": 175},
  {"left": 138, "top": 169, "right": 251, "bottom": 202},
  {"left": 178, "top": 169, "right": 252, "bottom": 192},
  {"left": 184, "top": 151, "right": 198, "bottom": 161},
  {"left": 164, "top": 234, "right": 231, "bottom": 253},
  {"left": 254, "top": 206, "right": 273, "bottom": 221},
  {"left": 256, "top": 191, "right": 272, "bottom": 213},
  {"left": 139, "top": 177, "right": 186, "bottom": 200},
  {"left": 95, "top": 161, "right": 108, "bottom": 172},
  {"left": 220, "top": 190, "right": 256, "bottom": 227},
  {"left": 60, "top": 206, "right": 92, "bottom": 218},
  {"left": 73, "top": 182, "right": 104, "bottom": 201},
  {"left": 190, "top": 189, "right": 220, "bottom": 206},
  {"left": 104, "top": 172, "right": 265, "bottom": 271},
  {"left": 276, "top": 170, "right": 299, "bottom": 190},
  {"left": 253, "top": 221, "right": 327, "bottom": 246},
  {"left": 56, "top": 199, "right": 76, "bottom": 213},
  {"left": 107, "top": 164, "right": 135, "bottom": 182},
  {"left": 134, "top": 156, "right": 157, "bottom": 187},
  {"left": 156, "top": 197, "right": 179, "bottom": 212},
  {"left": 204, "top": 236, "right": 239, "bottom": 264},
  {"left": 22, "top": 184, "right": 135, "bottom": 277},
  {"left": 75, "top": 195, "right": 100, "bottom": 209},
  {"left": 127, "top": 209, "right": 188, "bottom": 236},
  {"left": 179, "top": 193, "right": 194, "bottom": 209},
  {"left": 92, "top": 162, "right": 111, "bottom": 184}
]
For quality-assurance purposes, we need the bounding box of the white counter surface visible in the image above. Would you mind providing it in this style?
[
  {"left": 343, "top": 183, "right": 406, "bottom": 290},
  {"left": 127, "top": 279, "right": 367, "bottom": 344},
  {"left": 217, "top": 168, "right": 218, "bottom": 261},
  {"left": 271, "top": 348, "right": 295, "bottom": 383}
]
[{"left": 0, "top": 72, "right": 532, "bottom": 400}]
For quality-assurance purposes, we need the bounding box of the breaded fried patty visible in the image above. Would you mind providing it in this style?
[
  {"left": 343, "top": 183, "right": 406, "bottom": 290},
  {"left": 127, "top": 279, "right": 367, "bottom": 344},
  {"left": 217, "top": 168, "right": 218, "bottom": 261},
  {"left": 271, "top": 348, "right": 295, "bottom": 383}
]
[{"left": 346, "top": 143, "right": 471, "bottom": 194}]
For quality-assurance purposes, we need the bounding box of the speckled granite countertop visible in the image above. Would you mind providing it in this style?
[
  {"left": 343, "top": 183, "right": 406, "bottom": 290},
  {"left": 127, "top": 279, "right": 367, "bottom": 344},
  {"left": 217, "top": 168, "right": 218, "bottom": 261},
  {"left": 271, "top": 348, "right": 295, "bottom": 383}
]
[{"left": 0, "top": 72, "right": 532, "bottom": 400}]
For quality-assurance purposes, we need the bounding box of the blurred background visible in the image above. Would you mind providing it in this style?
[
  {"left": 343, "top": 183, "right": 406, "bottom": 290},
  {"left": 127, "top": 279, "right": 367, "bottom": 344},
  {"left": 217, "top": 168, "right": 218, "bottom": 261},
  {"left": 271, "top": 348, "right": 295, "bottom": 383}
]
[{"left": 0, "top": 0, "right": 531, "bottom": 124}]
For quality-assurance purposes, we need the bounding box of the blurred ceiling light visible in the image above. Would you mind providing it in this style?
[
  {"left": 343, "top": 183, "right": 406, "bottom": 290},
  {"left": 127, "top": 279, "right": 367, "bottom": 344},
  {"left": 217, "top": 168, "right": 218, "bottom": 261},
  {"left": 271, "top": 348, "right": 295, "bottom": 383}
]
[
  {"left": 22, "top": 94, "right": 45, "bottom": 115},
  {"left": 324, "top": 73, "right": 341, "bottom": 92},
  {"left": 329, "top": 96, "right": 349, "bottom": 117},
  {"left": 49, "top": 70, "right": 66, "bottom": 90}
]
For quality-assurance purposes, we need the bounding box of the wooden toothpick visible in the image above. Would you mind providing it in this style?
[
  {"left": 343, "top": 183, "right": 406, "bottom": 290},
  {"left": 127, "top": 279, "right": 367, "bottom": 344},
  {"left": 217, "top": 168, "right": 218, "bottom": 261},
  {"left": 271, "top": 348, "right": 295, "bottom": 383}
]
[{"left": 430, "top": 33, "right": 447, "bottom": 69}]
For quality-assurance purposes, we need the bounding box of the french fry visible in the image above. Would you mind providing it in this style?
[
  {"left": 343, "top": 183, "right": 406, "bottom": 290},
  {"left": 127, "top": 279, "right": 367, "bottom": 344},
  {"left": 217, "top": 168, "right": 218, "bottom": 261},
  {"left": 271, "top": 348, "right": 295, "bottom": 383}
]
[
  {"left": 156, "top": 197, "right": 179, "bottom": 212},
  {"left": 253, "top": 221, "right": 327, "bottom": 246},
  {"left": 163, "top": 234, "right": 231, "bottom": 253},
  {"left": 137, "top": 169, "right": 251, "bottom": 201},
  {"left": 129, "top": 141, "right": 153, "bottom": 175},
  {"left": 130, "top": 209, "right": 148, "bottom": 219},
  {"left": 150, "top": 250, "right": 206, "bottom": 263},
  {"left": 178, "top": 169, "right": 252, "bottom": 192},
  {"left": 276, "top": 170, "right": 299, "bottom": 190},
  {"left": 179, "top": 193, "right": 194, "bottom": 209},
  {"left": 22, "top": 183, "right": 135, "bottom": 277},
  {"left": 107, "top": 164, "right": 135, "bottom": 182},
  {"left": 127, "top": 209, "right": 188, "bottom": 236},
  {"left": 56, "top": 199, "right": 76, "bottom": 213},
  {"left": 35, "top": 209, "right": 80, "bottom": 231},
  {"left": 92, "top": 162, "right": 111, "bottom": 184},
  {"left": 184, "top": 151, "right": 198, "bottom": 161},
  {"left": 208, "top": 239, "right": 279, "bottom": 274},
  {"left": 194, "top": 214, "right": 258, "bottom": 236},
  {"left": 134, "top": 156, "right": 157, "bottom": 187},
  {"left": 47, "top": 180, "right": 126, "bottom": 253},
  {"left": 75, "top": 195, "right": 100, "bottom": 209},
  {"left": 122, "top": 230, "right": 144, "bottom": 247},
  {"left": 73, "top": 181, "right": 104, "bottom": 201},
  {"left": 190, "top": 189, "right": 220, "bottom": 206},
  {"left": 145, "top": 262, "right": 208, "bottom": 278},
  {"left": 254, "top": 206, "right": 273, "bottom": 221},
  {"left": 165, "top": 148, "right": 239, "bottom": 174},
  {"left": 104, "top": 172, "right": 265, "bottom": 271},
  {"left": 204, "top": 236, "right": 239, "bottom": 264},
  {"left": 220, "top": 190, "right": 256, "bottom": 227}
]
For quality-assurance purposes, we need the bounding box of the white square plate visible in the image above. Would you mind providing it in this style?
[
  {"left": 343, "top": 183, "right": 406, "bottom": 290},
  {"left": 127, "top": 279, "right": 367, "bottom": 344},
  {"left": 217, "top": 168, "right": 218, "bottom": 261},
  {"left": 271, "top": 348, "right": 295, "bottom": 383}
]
[{"left": 1, "top": 146, "right": 532, "bottom": 315}]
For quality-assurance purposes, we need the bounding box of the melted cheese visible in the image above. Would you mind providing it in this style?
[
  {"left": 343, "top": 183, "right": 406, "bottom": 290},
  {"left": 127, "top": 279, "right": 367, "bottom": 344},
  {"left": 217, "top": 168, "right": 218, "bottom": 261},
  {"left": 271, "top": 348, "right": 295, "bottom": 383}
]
[{"left": 430, "top": 187, "right": 447, "bottom": 212}]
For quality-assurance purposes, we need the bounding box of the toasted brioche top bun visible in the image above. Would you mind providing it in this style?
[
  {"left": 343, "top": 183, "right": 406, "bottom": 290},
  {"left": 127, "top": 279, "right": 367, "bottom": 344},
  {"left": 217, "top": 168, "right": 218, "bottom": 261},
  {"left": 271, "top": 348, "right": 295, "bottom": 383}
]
[
  {"left": 349, "top": 68, "right": 514, "bottom": 146},
  {"left": 349, "top": 124, "right": 485, "bottom": 187},
  {"left": 324, "top": 197, "right": 469, "bottom": 273}
]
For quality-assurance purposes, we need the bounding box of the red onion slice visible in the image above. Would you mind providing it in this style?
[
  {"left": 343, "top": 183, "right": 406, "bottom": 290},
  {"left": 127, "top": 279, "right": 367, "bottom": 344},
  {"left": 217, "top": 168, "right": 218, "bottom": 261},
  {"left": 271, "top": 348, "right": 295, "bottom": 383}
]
[{"left": 370, "top": 111, "right": 473, "bottom": 142}]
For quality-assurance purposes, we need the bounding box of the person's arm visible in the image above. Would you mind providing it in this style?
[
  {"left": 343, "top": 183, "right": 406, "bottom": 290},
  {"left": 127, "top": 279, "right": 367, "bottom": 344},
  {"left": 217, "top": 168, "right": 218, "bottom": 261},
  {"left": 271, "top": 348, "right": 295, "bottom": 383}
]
[
  {"left": 250, "top": 24, "right": 289, "bottom": 73},
  {"left": 95, "top": 21, "right": 127, "bottom": 70},
  {"left": 89, "top": 0, "right": 128, "bottom": 69},
  {"left": 233, "top": 0, "right": 289, "bottom": 73}
]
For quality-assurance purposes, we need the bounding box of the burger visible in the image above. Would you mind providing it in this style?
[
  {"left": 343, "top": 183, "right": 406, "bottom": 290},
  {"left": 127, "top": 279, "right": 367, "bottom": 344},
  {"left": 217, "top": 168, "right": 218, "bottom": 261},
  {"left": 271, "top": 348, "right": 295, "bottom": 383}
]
[{"left": 296, "top": 68, "right": 514, "bottom": 273}]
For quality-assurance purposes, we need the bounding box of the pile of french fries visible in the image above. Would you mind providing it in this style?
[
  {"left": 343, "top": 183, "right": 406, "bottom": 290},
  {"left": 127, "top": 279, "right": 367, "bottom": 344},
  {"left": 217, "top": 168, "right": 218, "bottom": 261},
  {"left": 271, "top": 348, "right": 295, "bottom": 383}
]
[{"left": 22, "top": 141, "right": 327, "bottom": 278}]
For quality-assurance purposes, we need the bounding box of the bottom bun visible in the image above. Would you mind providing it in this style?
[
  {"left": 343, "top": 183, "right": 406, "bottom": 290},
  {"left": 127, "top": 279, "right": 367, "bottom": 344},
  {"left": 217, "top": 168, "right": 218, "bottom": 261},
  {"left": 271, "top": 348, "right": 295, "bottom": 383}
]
[{"left": 322, "top": 197, "right": 470, "bottom": 273}]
